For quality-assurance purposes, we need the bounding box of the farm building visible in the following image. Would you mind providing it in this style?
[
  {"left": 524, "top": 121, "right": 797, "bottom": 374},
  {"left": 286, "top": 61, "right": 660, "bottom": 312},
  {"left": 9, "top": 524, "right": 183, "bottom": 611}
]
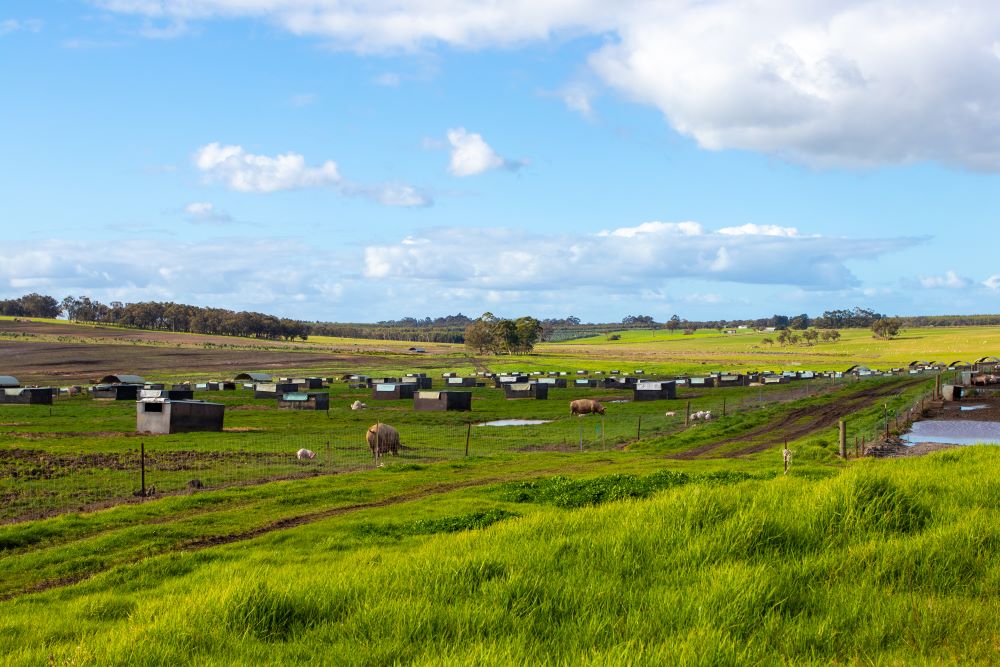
[
  {"left": 493, "top": 375, "right": 529, "bottom": 388},
  {"left": 278, "top": 392, "right": 330, "bottom": 411},
  {"left": 366, "top": 377, "right": 401, "bottom": 387},
  {"left": 441, "top": 372, "right": 458, "bottom": 378},
  {"left": 235, "top": 372, "right": 272, "bottom": 383},
  {"left": 537, "top": 377, "right": 567, "bottom": 388},
  {"left": 99, "top": 374, "right": 145, "bottom": 385},
  {"left": 0, "top": 387, "right": 54, "bottom": 405},
  {"left": 254, "top": 382, "right": 299, "bottom": 399},
  {"left": 372, "top": 383, "right": 417, "bottom": 400},
  {"left": 974, "top": 357, "right": 1000, "bottom": 373},
  {"left": 402, "top": 376, "right": 433, "bottom": 389},
  {"left": 140, "top": 388, "right": 195, "bottom": 401},
  {"left": 287, "top": 377, "right": 323, "bottom": 389},
  {"left": 92, "top": 384, "right": 141, "bottom": 400},
  {"left": 716, "top": 374, "right": 747, "bottom": 387},
  {"left": 413, "top": 390, "right": 472, "bottom": 411},
  {"left": 574, "top": 379, "right": 598, "bottom": 388},
  {"left": 0, "top": 376, "right": 20, "bottom": 388},
  {"left": 761, "top": 375, "right": 789, "bottom": 385},
  {"left": 633, "top": 381, "right": 676, "bottom": 401},
  {"left": 195, "top": 382, "right": 220, "bottom": 391},
  {"left": 603, "top": 377, "right": 637, "bottom": 389},
  {"left": 136, "top": 399, "right": 225, "bottom": 435},
  {"left": 445, "top": 377, "right": 481, "bottom": 388},
  {"left": 688, "top": 377, "right": 716, "bottom": 388},
  {"left": 504, "top": 382, "right": 549, "bottom": 400}
]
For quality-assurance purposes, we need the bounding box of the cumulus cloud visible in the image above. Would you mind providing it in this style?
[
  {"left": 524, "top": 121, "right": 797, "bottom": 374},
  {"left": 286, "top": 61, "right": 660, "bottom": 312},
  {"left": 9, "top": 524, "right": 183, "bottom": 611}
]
[
  {"left": 984, "top": 275, "right": 1000, "bottom": 291},
  {"left": 446, "top": 128, "right": 519, "bottom": 177},
  {"left": 718, "top": 224, "right": 800, "bottom": 237},
  {"left": 364, "top": 221, "right": 922, "bottom": 291},
  {"left": 919, "top": 270, "right": 969, "bottom": 289},
  {"left": 195, "top": 143, "right": 340, "bottom": 193},
  {"left": 193, "top": 142, "right": 429, "bottom": 206},
  {"left": 100, "top": 1, "right": 1000, "bottom": 170}
]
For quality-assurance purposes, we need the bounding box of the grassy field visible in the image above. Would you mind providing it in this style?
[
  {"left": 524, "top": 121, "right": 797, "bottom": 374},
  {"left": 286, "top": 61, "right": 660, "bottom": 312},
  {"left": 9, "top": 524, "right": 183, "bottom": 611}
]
[{"left": 1, "top": 318, "right": 995, "bottom": 664}]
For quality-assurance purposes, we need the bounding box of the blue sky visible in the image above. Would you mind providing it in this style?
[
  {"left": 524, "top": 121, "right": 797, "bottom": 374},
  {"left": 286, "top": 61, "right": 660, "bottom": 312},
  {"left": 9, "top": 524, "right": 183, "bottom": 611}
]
[{"left": 2, "top": 1, "right": 999, "bottom": 323}]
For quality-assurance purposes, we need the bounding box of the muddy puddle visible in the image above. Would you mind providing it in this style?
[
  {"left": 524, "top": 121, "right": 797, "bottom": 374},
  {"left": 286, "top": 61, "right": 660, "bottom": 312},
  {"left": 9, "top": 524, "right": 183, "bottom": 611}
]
[
  {"left": 478, "top": 419, "right": 552, "bottom": 427},
  {"left": 902, "top": 420, "right": 1000, "bottom": 446}
]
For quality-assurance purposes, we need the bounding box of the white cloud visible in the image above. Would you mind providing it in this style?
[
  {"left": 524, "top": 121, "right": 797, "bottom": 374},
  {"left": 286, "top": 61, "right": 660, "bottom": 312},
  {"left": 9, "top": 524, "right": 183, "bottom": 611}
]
[
  {"left": 718, "top": 224, "right": 800, "bottom": 237},
  {"left": 363, "top": 221, "right": 921, "bottom": 290},
  {"left": 193, "top": 142, "right": 429, "bottom": 206},
  {"left": 194, "top": 143, "right": 341, "bottom": 193},
  {"left": 0, "top": 238, "right": 344, "bottom": 315},
  {"left": 183, "top": 201, "right": 233, "bottom": 223},
  {"left": 99, "top": 1, "right": 1000, "bottom": 170},
  {"left": 0, "top": 18, "right": 42, "bottom": 36},
  {"left": 919, "top": 270, "right": 969, "bottom": 289},
  {"left": 445, "top": 128, "right": 517, "bottom": 177},
  {"left": 984, "top": 275, "right": 1000, "bottom": 291}
]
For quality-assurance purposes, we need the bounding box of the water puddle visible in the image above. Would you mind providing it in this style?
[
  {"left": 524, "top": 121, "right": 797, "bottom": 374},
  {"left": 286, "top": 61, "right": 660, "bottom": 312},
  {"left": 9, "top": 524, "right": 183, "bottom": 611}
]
[
  {"left": 960, "top": 405, "right": 988, "bottom": 411},
  {"left": 902, "top": 420, "right": 1000, "bottom": 446},
  {"left": 478, "top": 419, "right": 552, "bottom": 427}
]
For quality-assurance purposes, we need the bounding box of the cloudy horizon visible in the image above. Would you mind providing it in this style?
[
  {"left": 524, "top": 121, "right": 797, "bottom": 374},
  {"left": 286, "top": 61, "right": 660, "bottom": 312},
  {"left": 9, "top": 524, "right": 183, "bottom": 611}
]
[{"left": 2, "top": 1, "right": 999, "bottom": 322}]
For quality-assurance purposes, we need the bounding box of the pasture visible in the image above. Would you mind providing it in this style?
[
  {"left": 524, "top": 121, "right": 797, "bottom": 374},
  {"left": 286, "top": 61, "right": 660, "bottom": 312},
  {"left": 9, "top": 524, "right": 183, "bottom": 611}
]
[{"left": 1, "top": 317, "right": 997, "bottom": 664}]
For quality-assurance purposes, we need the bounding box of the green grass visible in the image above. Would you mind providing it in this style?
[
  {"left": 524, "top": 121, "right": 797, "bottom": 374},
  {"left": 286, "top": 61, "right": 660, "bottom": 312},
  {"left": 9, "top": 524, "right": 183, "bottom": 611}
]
[{"left": 4, "top": 446, "right": 1000, "bottom": 664}]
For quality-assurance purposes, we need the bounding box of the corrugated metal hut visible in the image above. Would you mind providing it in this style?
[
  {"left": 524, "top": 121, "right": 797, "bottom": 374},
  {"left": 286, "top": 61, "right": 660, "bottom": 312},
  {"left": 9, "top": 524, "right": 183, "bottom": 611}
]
[
  {"left": 688, "top": 376, "right": 716, "bottom": 388},
  {"left": 140, "top": 388, "right": 195, "bottom": 401},
  {"left": 99, "top": 374, "right": 145, "bottom": 385},
  {"left": 136, "top": 399, "right": 225, "bottom": 434},
  {"left": 445, "top": 377, "right": 481, "bottom": 387},
  {"left": 0, "top": 376, "right": 19, "bottom": 388},
  {"left": 537, "top": 377, "right": 568, "bottom": 388},
  {"left": 290, "top": 378, "right": 324, "bottom": 390},
  {"left": 493, "top": 375, "right": 529, "bottom": 388},
  {"left": 254, "top": 382, "right": 299, "bottom": 399},
  {"left": 716, "top": 374, "right": 747, "bottom": 387},
  {"left": 92, "top": 384, "right": 141, "bottom": 400},
  {"left": 573, "top": 378, "right": 598, "bottom": 388},
  {"left": 413, "top": 390, "right": 472, "bottom": 411},
  {"left": 235, "top": 372, "right": 272, "bottom": 383},
  {"left": 504, "top": 382, "right": 549, "bottom": 400},
  {"left": 278, "top": 392, "right": 330, "bottom": 411},
  {"left": 0, "top": 387, "right": 54, "bottom": 405},
  {"left": 372, "top": 383, "right": 417, "bottom": 400},
  {"left": 402, "top": 376, "right": 433, "bottom": 389},
  {"left": 633, "top": 381, "right": 676, "bottom": 401}
]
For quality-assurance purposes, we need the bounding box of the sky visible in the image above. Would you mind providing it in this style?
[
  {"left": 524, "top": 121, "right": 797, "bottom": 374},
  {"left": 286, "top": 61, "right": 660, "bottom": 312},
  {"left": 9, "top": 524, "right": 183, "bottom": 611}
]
[{"left": 2, "top": 1, "right": 999, "bottom": 324}]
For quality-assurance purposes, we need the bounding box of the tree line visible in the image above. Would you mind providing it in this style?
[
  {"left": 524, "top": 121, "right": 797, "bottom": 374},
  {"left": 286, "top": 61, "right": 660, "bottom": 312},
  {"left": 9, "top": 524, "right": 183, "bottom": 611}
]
[{"left": 464, "top": 313, "right": 544, "bottom": 355}]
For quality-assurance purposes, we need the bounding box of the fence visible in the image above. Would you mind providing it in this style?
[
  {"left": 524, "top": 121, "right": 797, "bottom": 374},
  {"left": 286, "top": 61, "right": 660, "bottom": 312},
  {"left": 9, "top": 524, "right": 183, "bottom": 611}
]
[{"left": 0, "top": 375, "right": 932, "bottom": 524}]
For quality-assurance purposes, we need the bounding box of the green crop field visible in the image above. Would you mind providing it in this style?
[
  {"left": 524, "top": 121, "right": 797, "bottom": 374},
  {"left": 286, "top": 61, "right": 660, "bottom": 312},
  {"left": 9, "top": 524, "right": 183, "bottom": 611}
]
[{"left": 1, "top": 318, "right": 998, "bottom": 664}]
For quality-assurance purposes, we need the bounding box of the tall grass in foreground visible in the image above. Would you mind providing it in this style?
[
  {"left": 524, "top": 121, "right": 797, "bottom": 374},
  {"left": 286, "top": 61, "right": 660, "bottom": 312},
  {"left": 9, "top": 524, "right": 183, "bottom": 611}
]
[{"left": 5, "top": 447, "right": 1000, "bottom": 665}]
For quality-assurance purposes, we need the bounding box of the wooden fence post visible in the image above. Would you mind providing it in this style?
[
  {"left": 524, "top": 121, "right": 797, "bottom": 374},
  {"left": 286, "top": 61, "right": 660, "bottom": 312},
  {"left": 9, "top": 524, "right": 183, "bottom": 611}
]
[
  {"left": 465, "top": 423, "right": 471, "bottom": 457},
  {"left": 140, "top": 441, "right": 146, "bottom": 497},
  {"left": 839, "top": 419, "right": 847, "bottom": 459}
]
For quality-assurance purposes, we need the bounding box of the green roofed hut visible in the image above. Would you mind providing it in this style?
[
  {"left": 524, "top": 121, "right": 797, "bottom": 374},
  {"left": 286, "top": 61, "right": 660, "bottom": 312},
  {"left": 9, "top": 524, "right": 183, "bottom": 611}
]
[{"left": 277, "top": 392, "right": 330, "bottom": 411}]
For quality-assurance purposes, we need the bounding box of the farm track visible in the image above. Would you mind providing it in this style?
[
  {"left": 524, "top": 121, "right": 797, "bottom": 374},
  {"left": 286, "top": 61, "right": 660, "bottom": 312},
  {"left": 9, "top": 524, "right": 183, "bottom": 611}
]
[
  {"left": 669, "top": 377, "right": 930, "bottom": 459},
  {"left": 0, "top": 467, "right": 571, "bottom": 602}
]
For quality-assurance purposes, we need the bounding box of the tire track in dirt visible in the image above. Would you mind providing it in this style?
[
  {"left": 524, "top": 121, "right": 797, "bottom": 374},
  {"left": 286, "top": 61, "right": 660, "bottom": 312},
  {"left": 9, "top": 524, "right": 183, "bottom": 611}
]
[
  {"left": 668, "top": 377, "right": 930, "bottom": 460},
  {"left": 0, "top": 471, "right": 536, "bottom": 601}
]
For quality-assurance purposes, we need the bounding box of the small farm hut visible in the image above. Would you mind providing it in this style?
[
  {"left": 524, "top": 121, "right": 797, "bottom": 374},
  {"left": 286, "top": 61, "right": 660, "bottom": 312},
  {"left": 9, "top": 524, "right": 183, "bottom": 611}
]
[
  {"left": 688, "top": 376, "right": 716, "bottom": 388},
  {"left": 235, "top": 372, "right": 272, "bottom": 383},
  {"left": 633, "top": 381, "right": 676, "bottom": 401},
  {"left": 402, "top": 376, "right": 433, "bottom": 389},
  {"left": 254, "top": 382, "right": 299, "bottom": 399},
  {"left": 574, "top": 378, "right": 598, "bottom": 388},
  {"left": 504, "top": 382, "right": 549, "bottom": 400},
  {"left": 92, "top": 384, "right": 141, "bottom": 400},
  {"left": 0, "top": 376, "right": 20, "bottom": 389},
  {"left": 537, "top": 377, "right": 568, "bottom": 388},
  {"left": 445, "top": 377, "right": 481, "bottom": 387},
  {"left": 99, "top": 374, "right": 145, "bottom": 385},
  {"left": 413, "top": 390, "right": 472, "bottom": 411},
  {"left": 493, "top": 375, "right": 530, "bottom": 388},
  {"left": 140, "top": 388, "right": 195, "bottom": 401},
  {"left": 136, "top": 399, "right": 225, "bottom": 434},
  {"left": 278, "top": 392, "right": 330, "bottom": 411},
  {"left": 0, "top": 387, "right": 54, "bottom": 405},
  {"left": 372, "top": 383, "right": 417, "bottom": 400}
]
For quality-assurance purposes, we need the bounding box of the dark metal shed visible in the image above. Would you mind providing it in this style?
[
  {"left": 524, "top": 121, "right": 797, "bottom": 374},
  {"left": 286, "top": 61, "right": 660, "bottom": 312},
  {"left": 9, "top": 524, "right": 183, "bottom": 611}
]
[
  {"left": 413, "top": 390, "right": 472, "bottom": 411},
  {"left": 136, "top": 399, "right": 225, "bottom": 434}
]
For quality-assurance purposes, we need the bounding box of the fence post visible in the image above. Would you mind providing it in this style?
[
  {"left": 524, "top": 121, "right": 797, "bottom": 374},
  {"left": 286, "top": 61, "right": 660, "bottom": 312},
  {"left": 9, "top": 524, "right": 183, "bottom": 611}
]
[
  {"left": 637, "top": 415, "right": 642, "bottom": 441},
  {"left": 838, "top": 419, "right": 847, "bottom": 459},
  {"left": 602, "top": 416, "right": 606, "bottom": 450},
  {"left": 685, "top": 401, "right": 691, "bottom": 426},
  {"left": 465, "top": 422, "right": 471, "bottom": 457},
  {"left": 579, "top": 422, "right": 584, "bottom": 452},
  {"left": 326, "top": 437, "right": 331, "bottom": 469},
  {"left": 140, "top": 441, "right": 146, "bottom": 497},
  {"left": 722, "top": 397, "right": 726, "bottom": 417}
]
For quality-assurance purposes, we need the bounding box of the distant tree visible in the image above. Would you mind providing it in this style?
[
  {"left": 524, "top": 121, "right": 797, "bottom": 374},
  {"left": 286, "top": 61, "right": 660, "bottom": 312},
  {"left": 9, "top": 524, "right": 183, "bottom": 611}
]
[
  {"left": 464, "top": 319, "right": 496, "bottom": 354},
  {"left": 761, "top": 337, "right": 774, "bottom": 346},
  {"left": 820, "top": 329, "right": 841, "bottom": 342},
  {"left": 788, "top": 313, "right": 810, "bottom": 330},
  {"left": 666, "top": 314, "right": 681, "bottom": 334},
  {"left": 872, "top": 318, "right": 901, "bottom": 340},
  {"left": 802, "top": 328, "right": 820, "bottom": 345}
]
